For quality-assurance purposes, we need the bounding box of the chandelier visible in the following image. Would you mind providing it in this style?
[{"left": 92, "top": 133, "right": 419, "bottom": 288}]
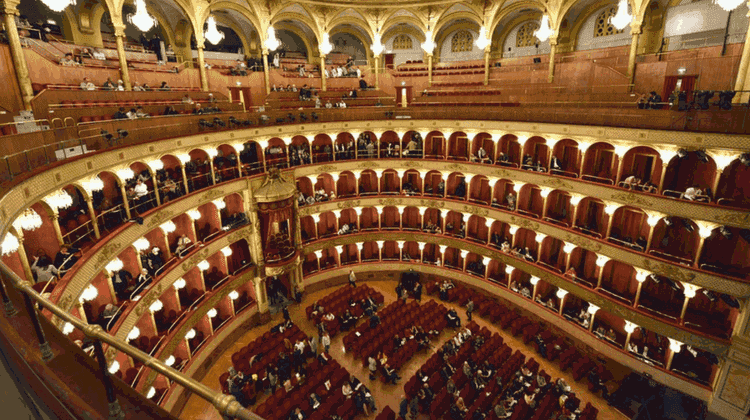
[
  {"left": 534, "top": 15, "right": 552, "bottom": 42},
  {"left": 609, "top": 0, "right": 632, "bottom": 31},
  {"left": 265, "top": 26, "right": 280, "bottom": 52},
  {"left": 128, "top": 0, "right": 157, "bottom": 33},
  {"left": 41, "top": 0, "right": 75, "bottom": 13},
  {"left": 715, "top": 0, "right": 744, "bottom": 11},
  {"left": 15, "top": 208, "right": 43, "bottom": 231},
  {"left": 475, "top": 26, "right": 490, "bottom": 50},
  {"left": 1, "top": 233, "right": 19, "bottom": 256},
  {"left": 83, "top": 176, "right": 104, "bottom": 193},
  {"left": 319, "top": 33, "right": 333, "bottom": 55},
  {"left": 205, "top": 16, "right": 225, "bottom": 45},
  {"left": 421, "top": 30, "right": 436, "bottom": 54},
  {"left": 44, "top": 189, "right": 73, "bottom": 210},
  {"left": 371, "top": 34, "right": 384, "bottom": 56}
]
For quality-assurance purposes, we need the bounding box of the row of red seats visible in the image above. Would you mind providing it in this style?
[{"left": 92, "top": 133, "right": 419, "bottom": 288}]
[
  {"left": 424, "top": 90, "right": 503, "bottom": 97},
  {"left": 424, "top": 282, "right": 602, "bottom": 419},
  {"left": 58, "top": 99, "right": 214, "bottom": 108},
  {"left": 229, "top": 324, "right": 308, "bottom": 378}
]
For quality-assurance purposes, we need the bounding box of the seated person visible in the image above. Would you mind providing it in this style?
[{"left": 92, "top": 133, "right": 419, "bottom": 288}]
[
  {"left": 54, "top": 246, "right": 81, "bottom": 274},
  {"left": 80, "top": 77, "right": 96, "bottom": 91},
  {"left": 622, "top": 175, "right": 641, "bottom": 189},
  {"left": 102, "top": 77, "right": 116, "bottom": 90},
  {"left": 113, "top": 107, "right": 129, "bottom": 120},
  {"left": 59, "top": 53, "right": 75, "bottom": 66},
  {"left": 682, "top": 186, "right": 707, "bottom": 201},
  {"left": 175, "top": 235, "right": 192, "bottom": 257}
]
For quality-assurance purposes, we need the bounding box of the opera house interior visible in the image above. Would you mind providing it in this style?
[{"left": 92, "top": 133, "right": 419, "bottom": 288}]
[{"left": 0, "top": 0, "right": 750, "bottom": 419}]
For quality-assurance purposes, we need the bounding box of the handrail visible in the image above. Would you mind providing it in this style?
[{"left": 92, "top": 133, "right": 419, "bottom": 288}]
[{"left": 0, "top": 262, "right": 258, "bottom": 420}]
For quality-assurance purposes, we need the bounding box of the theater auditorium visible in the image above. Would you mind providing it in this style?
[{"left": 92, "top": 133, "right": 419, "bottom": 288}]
[{"left": 0, "top": 0, "right": 748, "bottom": 420}]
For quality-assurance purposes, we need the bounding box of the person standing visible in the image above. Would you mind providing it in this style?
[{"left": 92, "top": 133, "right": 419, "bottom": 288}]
[
  {"left": 466, "top": 299, "right": 474, "bottom": 321},
  {"left": 348, "top": 270, "right": 357, "bottom": 287},
  {"left": 321, "top": 332, "right": 331, "bottom": 353}
]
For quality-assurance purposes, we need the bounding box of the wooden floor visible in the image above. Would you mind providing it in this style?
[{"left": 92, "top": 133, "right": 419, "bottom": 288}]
[{"left": 178, "top": 280, "right": 629, "bottom": 420}]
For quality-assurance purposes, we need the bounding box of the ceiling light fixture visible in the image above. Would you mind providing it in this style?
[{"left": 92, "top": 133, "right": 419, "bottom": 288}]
[
  {"left": 534, "top": 15, "right": 552, "bottom": 42},
  {"left": 265, "top": 26, "right": 280, "bottom": 51},
  {"left": 41, "top": 0, "right": 75, "bottom": 13},
  {"left": 128, "top": 0, "right": 157, "bottom": 33},
  {"left": 475, "top": 26, "right": 490, "bottom": 50},
  {"left": 319, "top": 33, "right": 333, "bottom": 55},
  {"left": 205, "top": 16, "right": 225, "bottom": 45},
  {"left": 609, "top": 0, "right": 632, "bottom": 31},
  {"left": 421, "top": 30, "right": 436, "bottom": 54}
]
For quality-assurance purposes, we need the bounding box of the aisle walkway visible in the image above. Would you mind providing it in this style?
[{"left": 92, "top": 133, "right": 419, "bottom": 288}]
[{"left": 179, "top": 280, "right": 627, "bottom": 420}]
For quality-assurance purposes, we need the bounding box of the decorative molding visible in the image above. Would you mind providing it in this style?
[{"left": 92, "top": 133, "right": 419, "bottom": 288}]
[{"left": 299, "top": 196, "right": 750, "bottom": 297}]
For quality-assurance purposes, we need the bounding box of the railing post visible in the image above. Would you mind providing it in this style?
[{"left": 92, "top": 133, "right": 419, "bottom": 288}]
[
  {"left": 0, "top": 277, "right": 18, "bottom": 316},
  {"left": 91, "top": 330, "right": 126, "bottom": 420},
  {"left": 21, "top": 291, "right": 54, "bottom": 361},
  {"left": 24, "top": 151, "right": 31, "bottom": 172}
]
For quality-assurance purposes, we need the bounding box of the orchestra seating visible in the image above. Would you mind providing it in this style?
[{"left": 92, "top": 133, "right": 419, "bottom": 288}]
[
  {"left": 342, "top": 299, "right": 448, "bottom": 374},
  {"left": 264, "top": 90, "right": 396, "bottom": 110},
  {"left": 305, "top": 285, "right": 385, "bottom": 337}
]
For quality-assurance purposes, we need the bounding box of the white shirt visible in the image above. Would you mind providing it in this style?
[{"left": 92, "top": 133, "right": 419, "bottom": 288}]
[
  {"left": 683, "top": 187, "right": 698, "bottom": 200},
  {"left": 80, "top": 82, "right": 96, "bottom": 91},
  {"left": 134, "top": 183, "right": 148, "bottom": 198},
  {"left": 321, "top": 335, "right": 330, "bottom": 347},
  {"left": 295, "top": 341, "right": 305, "bottom": 352}
]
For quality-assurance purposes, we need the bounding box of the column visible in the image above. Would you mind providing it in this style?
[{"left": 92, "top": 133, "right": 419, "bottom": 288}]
[
  {"left": 12, "top": 235, "right": 33, "bottom": 283},
  {"left": 483, "top": 257, "right": 491, "bottom": 279},
  {"left": 114, "top": 26, "right": 132, "bottom": 91},
  {"left": 374, "top": 56, "right": 380, "bottom": 90},
  {"left": 627, "top": 22, "right": 642, "bottom": 90},
  {"left": 180, "top": 165, "right": 190, "bottom": 193},
  {"left": 22, "top": 292, "right": 54, "bottom": 361},
  {"left": 461, "top": 251, "right": 468, "bottom": 272},
  {"left": 483, "top": 50, "right": 491, "bottom": 86},
  {"left": 376, "top": 209, "right": 382, "bottom": 230},
  {"left": 332, "top": 211, "right": 340, "bottom": 232},
  {"left": 547, "top": 37, "right": 558, "bottom": 83},
  {"left": 312, "top": 215, "right": 320, "bottom": 239},
  {"left": 734, "top": 3, "right": 750, "bottom": 103},
  {"left": 1, "top": 1, "right": 34, "bottom": 110},
  {"left": 263, "top": 51, "right": 271, "bottom": 94},
  {"left": 86, "top": 198, "right": 101, "bottom": 239},
  {"left": 320, "top": 55, "right": 327, "bottom": 92},
  {"left": 119, "top": 183, "right": 132, "bottom": 220},
  {"left": 50, "top": 213, "right": 64, "bottom": 246},
  {"left": 150, "top": 170, "right": 161, "bottom": 208},
  {"left": 208, "top": 160, "right": 216, "bottom": 186},
  {"left": 634, "top": 282, "right": 644, "bottom": 308},
  {"left": 427, "top": 54, "right": 433, "bottom": 86},
  {"left": 196, "top": 45, "right": 209, "bottom": 92},
  {"left": 293, "top": 199, "right": 303, "bottom": 250}
]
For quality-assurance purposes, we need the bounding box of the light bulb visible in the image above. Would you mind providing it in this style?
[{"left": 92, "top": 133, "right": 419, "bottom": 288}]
[
  {"left": 197, "top": 260, "right": 210, "bottom": 271},
  {"left": 187, "top": 209, "right": 201, "bottom": 220},
  {"left": 556, "top": 289, "right": 568, "bottom": 299},
  {"left": 160, "top": 221, "right": 176, "bottom": 233},
  {"left": 207, "top": 308, "right": 218, "bottom": 318},
  {"left": 438, "top": 245, "right": 447, "bottom": 253},
  {"left": 109, "top": 361, "right": 120, "bottom": 374},
  {"left": 173, "top": 278, "right": 186, "bottom": 290},
  {"left": 595, "top": 255, "right": 610, "bottom": 267},
  {"left": 149, "top": 299, "right": 163, "bottom": 313},
  {"left": 418, "top": 242, "right": 426, "bottom": 250},
  {"left": 563, "top": 242, "right": 575, "bottom": 254},
  {"left": 147, "top": 160, "right": 164, "bottom": 171},
  {"left": 668, "top": 338, "right": 683, "bottom": 353},
  {"left": 165, "top": 355, "right": 176, "bottom": 366},
  {"left": 62, "top": 322, "right": 74, "bottom": 335},
  {"left": 509, "top": 225, "right": 519, "bottom": 235},
  {"left": 127, "top": 326, "right": 140, "bottom": 341},
  {"left": 535, "top": 233, "right": 546, "bottom": 243},
  {"left": 229, "top": 291, "right": 239, "bottom": 300},
  {"left": 587, "top": 304, "right": 600, "bottom": 315},
  {"left": 213, "top": 199, "right": 226, "bottom": 210},
  {"left": 485, "top": 218, "right": 494, "bottom": 228},
  {"left": 185, "top": 329, "right": 196, "bottom": 340},
  {"left": 314, "top": 250, "right": 323, "bottom": 258},
  {"left": 221, "top": 247, "right": 232, "bottom": 257},
  {"left": 1, "top": 233, "right": 19, "bottom": 255},
  {"left": 530, "top": 276, "right": 540, "bottom": 286},
  {"left": 133, "top": 237, "right": 150, "bottom": 252},
  {"left": 505, "top": 265, "right": 515, "bottom": 274},
  {"left": 624, "top": 321, "right": 637, "bottom": 334},
  {"left": 534, "top": 15, "right": 552, "bottom": 42}
]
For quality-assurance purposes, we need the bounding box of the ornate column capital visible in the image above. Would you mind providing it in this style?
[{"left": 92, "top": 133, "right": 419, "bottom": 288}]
[{"left": 0, "top": 0, "right": 20, "bottom": 15}]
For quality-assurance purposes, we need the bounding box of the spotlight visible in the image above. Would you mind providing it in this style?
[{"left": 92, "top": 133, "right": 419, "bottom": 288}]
[
  {"left": 739, "top": 153, "right": 750, "bottom": 167},
  {"left": 720, "top": 226, "right": 733, "bottom": 239},
  {"left": 716, "top": 91, "right": 736, "bottom": 110},
  {"left": 677, "top": 149, "right": 688, "bottom": 159},
  {"left": 702, "top": 289, "right": 717, "bottom": 301},
  {"left": 695, "top": 149, "right": 709, "bottom": 163}
]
